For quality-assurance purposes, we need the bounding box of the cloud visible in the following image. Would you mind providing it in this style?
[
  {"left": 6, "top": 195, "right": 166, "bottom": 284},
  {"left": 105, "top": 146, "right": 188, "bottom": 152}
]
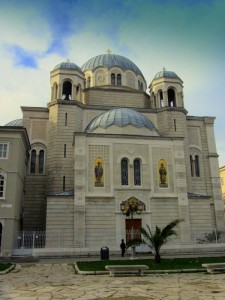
[{"left": 5, "top": 45, "right": 38, "bottom": 68}]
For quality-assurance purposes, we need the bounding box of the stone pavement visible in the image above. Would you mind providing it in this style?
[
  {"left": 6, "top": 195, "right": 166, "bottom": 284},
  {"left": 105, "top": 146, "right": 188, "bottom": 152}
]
[{"left": 1, "top": 263, "right": 225, "bottom": 300}]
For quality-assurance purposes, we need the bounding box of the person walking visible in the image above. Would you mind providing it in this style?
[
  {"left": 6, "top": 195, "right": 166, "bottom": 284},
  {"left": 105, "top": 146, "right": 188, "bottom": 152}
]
[{"left": 120, "top": 239, "right": 126, "bottom": 257}]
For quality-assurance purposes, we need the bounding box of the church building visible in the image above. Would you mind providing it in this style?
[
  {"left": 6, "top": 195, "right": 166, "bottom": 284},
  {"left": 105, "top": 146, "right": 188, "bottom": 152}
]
[{"left": 0, "top": 52, "right": 224, "bottom": 256}]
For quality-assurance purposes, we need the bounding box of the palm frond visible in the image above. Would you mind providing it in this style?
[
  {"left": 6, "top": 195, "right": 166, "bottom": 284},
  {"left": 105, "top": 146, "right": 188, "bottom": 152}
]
[
  {"left": 140, "top": 225, "right": 152, "bottom": 241},
  {"left": 161, "top": 219, "right": 182, "bottom": 240}
]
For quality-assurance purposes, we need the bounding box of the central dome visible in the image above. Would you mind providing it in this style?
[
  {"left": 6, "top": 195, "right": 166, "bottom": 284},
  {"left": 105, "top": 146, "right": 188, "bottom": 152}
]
[
  {"left": 81, "top": 54, "right": 144, "bottom": 77},
  {"left": 85, "top": 108, "right": 157, "bottom": 133}
]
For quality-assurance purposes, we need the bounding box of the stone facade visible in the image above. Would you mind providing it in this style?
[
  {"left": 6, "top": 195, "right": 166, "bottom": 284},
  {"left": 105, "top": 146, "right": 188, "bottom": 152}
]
[{"left": 0, "top": 53, "right": 224, "bottom": 256}]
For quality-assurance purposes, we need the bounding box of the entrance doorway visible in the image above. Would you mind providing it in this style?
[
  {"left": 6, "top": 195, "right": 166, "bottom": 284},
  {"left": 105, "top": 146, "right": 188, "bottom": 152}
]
[{"left": 125, "top": 219, "right": 141, "bottom": 243}]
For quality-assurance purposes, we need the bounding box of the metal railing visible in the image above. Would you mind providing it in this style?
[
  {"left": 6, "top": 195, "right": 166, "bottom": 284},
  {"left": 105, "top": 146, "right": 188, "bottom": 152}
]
[
  {"left": 12, "top": 229, "right": 225, "bottom": 251},
  {"left": 14, "top": 231, "right": 46, "bottom": 249}
]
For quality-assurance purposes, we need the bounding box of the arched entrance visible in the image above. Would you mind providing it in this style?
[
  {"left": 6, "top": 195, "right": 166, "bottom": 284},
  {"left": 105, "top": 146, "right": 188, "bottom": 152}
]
[{"left": 120, "top": 197, "right": 145, "bottom": 245}]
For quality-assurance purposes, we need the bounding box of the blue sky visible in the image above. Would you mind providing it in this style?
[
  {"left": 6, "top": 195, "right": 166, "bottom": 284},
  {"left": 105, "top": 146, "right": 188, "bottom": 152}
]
[{"left": 0, "top": 0, "right": 225, "bottom": 166}]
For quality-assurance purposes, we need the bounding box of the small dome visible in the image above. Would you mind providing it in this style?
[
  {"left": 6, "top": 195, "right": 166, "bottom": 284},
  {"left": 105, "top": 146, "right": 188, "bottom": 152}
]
[
  {"left": 53, "top": 62, "right": 83, "bottom": 73},
  {"left": 5, "top": 119, "right": 23, "bottom": 126},
  {"left": 81, "top": 54, "right": 144, "bottom": 77},
  {"left": 154, "top": 70, "right": 179, "bottom": 80},
  {"left": 85, "top": 108, "right": 156, "bottom": 133}
]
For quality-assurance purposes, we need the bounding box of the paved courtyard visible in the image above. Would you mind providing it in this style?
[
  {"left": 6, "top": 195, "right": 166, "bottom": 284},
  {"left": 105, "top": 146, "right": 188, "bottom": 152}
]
[{"left": 1, "top": 263, "right": 225, "bottom": 299}]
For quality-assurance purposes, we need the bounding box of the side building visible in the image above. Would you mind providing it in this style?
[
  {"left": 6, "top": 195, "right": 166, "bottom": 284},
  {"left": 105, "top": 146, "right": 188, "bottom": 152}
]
[{"left": 0, "top": 125, "right": 30, "bottom": 256}]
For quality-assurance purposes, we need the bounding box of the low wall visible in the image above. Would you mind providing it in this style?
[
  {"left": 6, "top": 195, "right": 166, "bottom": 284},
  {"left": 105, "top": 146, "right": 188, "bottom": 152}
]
[{"left": 32, "top": 243, "right": 225, "bottom": 258}]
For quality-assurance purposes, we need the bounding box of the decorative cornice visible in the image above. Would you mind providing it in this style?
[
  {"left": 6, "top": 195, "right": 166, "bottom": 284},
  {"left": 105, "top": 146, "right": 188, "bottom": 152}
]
[
  {"left": 83, "top": 86, "right": 149, "bottom": 96},
  {"left": 74, "top": 131, "right": 184, "bottom": 141},
  {"left": 208, "top": 153, "right": 219, "bottom": 158},
  {"left": 156, "top": 106, "right": 188, "bottom": 115},
  {"left": 21, "top": 106, "right": 49, "bottom": 112},
  {"left": 47, "top": 99, "right": 189, "bottom": 117},
  {"left": 187, "top": 116, "right": 215, "bottom": 123}
]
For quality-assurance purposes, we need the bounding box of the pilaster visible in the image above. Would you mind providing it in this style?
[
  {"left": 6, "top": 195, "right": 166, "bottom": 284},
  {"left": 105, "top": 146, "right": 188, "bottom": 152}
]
[
  {"left": 74, "top": 135, "right": 86, "bottom": 247},
  {"left": 174, "top": 141, "right": 191, "bottom": 242}
]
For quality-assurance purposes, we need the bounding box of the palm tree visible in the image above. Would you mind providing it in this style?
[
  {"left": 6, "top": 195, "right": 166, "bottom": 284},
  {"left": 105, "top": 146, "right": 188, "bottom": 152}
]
[{"left": 126, "top": 219, "right": 182, "bottom": 263}]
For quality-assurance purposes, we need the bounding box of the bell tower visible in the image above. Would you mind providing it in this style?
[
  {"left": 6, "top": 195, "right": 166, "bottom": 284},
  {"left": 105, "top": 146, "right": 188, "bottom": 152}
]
[
  {"left": 50, "top": 61, "right": 84, "bottom": 103},
  {"left": 46, "top": 61, "right": 85, "bottom": 194},
  {"left": 149, "top": 68, "right": 187, "bottom": 137},
  {"left": 149, "top": 68, "right": 184, "bottom": 109}
]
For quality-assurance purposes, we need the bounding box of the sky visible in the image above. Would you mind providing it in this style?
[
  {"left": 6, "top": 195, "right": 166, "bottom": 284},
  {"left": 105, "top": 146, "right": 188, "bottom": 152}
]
[{"left": 0, "top": 0, "right": 225, "bottom": 166}]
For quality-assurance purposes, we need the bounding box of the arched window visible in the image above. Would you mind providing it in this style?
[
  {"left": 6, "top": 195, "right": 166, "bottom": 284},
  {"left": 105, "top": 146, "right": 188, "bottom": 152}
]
[
  {"left": 30, "top": 149, "right": 36, "bottom": 174},
  {"left": 134, "top": 159, "right": 141, "bottom": 186},
  {"left": 0, "top": 175, "right": 5, "bottom": 198},
  {"left": 30, "top": 145, "right": 46, "bottom": 175},
  {"left": 195, "top": 155, "right": 200, "bottom": 177},
  {"left": 87, "top": 77, "right": 91, "bottom": 87},
  {"left": 39, "top": 150, "right": 44, "bottom": 174},
  {"left": 159, "top": 90, "right": 164, "bottom": 107},
  {"left": 62, "top": 81, "right": 72, "bottom": 100},
  {"left": 190, "top": 153, "right": 201, "bottom": 177},
  {"left": 190, "top": 155, "right": 194, "bottom": 177},
  {"left": 121, "top": 158, "right": 128, "bottom": 185},
  {"left": 117, "top": 74, "right": 121, "bottom": 85},
  {"left": 168, "top": 88, "right": 176, "bottom": 107},
  {"left": 111, "top": 73, "right": 115, "bottom": 85},
  {"left": 159, "top": 90, "right": 163, "bottom": 100}
]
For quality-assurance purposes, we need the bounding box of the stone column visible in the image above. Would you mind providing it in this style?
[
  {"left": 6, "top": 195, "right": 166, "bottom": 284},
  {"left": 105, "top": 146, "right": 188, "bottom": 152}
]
[
  {"left": 51, "top": 86, "right": 54, "bottom": 101},
  {"left": 58, "top": 84, "right": 62, "bottom": 99},
  {"left": 163, "top": 91, "right": 168, "bottom": 107},
  {"left": 73, "top": 84, "right": 76, "bottom": 101}
]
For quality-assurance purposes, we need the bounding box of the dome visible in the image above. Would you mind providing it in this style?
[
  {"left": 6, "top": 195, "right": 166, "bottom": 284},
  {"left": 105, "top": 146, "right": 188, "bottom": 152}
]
[
  {"left": 5, "top": 119, "right": 23, "bottom": 126},
  {"left": 53, "top": 62, "right": 83, "bottom": 73},
  {"left": 81, "top": 54, "right": 144, "bottom": 77},
  {"left": 154, "top": 70, "right": 179, "bottom": 80},
  {"left": 85, "top": 108, "right": 156, "bottom": 133}
]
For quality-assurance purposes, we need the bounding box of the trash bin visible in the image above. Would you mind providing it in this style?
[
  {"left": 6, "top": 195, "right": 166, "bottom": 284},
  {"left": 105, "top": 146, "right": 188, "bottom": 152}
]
[{"left": 100, "top": 246, "right": 109, "bottom": 260}]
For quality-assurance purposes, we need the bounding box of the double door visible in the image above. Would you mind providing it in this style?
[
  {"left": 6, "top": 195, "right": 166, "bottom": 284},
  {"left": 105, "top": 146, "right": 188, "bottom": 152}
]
[{"left": 125, "top": 219, "right": 141, "bottom": 243}]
